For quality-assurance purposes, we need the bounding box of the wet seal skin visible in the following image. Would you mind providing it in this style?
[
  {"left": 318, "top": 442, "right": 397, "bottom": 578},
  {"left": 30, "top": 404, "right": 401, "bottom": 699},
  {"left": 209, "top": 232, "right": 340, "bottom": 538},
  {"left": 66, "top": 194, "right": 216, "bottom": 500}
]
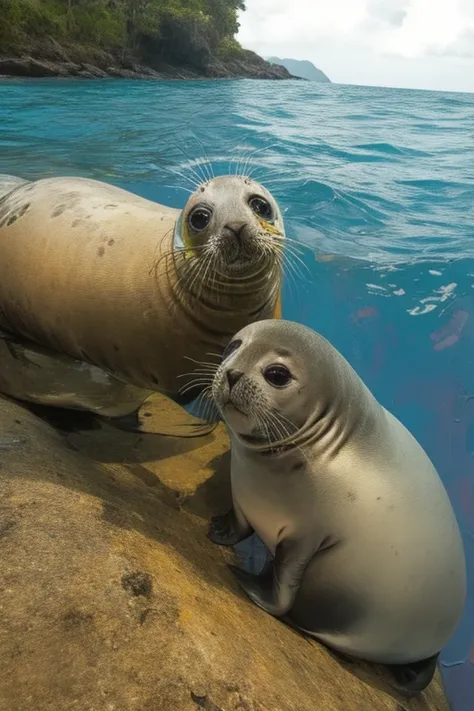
[
  {"left": 0, "top": 172, "right": 287, "bottom": 437},
  {"left": 209, "top": 318, "right": 466, "bottom": 697}
]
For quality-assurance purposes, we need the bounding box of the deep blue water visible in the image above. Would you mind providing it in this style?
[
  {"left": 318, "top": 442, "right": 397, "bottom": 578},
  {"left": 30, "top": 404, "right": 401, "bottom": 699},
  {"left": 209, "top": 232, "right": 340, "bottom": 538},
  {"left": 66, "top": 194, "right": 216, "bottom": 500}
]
[{"left": 1, "top": 77, "right": 474, "bottom": 708}]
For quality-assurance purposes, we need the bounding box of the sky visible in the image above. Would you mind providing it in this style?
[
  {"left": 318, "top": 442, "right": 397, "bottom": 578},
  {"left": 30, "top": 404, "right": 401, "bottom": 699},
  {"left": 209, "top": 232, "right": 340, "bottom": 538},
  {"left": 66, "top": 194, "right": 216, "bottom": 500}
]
[{"left": 237, "top": 0, "right": 474, "bottom": 92}]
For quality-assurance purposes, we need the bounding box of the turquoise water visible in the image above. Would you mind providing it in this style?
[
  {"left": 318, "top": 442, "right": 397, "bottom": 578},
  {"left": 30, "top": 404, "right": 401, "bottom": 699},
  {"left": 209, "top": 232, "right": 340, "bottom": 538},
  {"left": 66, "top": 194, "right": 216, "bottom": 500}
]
[{"left": 1, "top": 77, "right": 474, "bottom": 707}]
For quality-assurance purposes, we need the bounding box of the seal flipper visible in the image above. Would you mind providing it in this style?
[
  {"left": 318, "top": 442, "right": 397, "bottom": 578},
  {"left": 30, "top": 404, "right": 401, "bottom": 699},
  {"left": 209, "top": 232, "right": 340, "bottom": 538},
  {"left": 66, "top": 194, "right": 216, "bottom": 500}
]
[
  {"left": 385, "top": 653, "right": 440, "bottom": 696},
  {"left": 106, "top": 391, "right": 218, "bottom": 438},
  {"left": 228, "top": 538, "right": 314, "bottom": 617},
  {"left": 209, "top": 505, "right": 253, "bottom": 546},
  {"left": 0, "top": 331, "right": 218, "bottom": 438}
]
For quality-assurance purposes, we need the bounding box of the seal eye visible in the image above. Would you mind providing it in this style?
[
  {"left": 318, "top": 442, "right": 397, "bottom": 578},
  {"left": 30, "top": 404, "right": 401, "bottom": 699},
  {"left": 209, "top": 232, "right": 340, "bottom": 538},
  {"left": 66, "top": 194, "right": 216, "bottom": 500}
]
[
  {"left": 188, "top": 206, "right": 212, "bottom": 232},
  {"left": 249, "top": 196, "right": 273, "bottom": 221},
  {"left": 222, "top": 338, "right": 242, "bottom": 361},
  {"left": 263, "top": 364, "right": 292, "bottom": 388}
]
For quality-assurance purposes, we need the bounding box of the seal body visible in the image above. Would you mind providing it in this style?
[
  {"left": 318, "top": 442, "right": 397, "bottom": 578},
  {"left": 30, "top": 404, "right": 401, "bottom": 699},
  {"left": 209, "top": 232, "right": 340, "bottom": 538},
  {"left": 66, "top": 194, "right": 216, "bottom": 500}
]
[
  {"left": 209, "top": 319, "right": 466, "bottom": 693},
  {"left": 0, "top": 174, "right": 284, "bottom": 430}
]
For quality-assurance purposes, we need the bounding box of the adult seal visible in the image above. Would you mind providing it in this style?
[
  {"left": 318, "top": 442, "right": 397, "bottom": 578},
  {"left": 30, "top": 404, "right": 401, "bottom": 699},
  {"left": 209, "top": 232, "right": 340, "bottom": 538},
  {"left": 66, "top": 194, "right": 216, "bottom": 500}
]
[
  {"left": 0, "top": 173, "right": 285, "bottom": 436},
  {"left": 209, "top": 319, "right": 466, "bottom": 695}
]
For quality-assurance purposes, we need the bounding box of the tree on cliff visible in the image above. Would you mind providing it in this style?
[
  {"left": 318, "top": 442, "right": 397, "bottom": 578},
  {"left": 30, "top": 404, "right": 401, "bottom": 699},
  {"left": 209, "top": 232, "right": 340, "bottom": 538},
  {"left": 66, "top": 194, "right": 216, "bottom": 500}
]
[{"left": 0, "top": 0, "right": 248, "bottom": 67}]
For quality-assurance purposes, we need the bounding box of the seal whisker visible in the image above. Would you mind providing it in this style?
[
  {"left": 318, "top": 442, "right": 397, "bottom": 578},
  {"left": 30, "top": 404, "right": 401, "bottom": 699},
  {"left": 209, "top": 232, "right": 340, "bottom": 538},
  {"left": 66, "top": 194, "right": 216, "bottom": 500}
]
[
  {"left": 191, "top": 137, "right": 215, "bottom": 181},
  {"left": 172, "top": 144, "right": 209, "bottom": 186},
  {"left": 183, "top": 355, "right": 220, "bottom": 369},
  {"left": 164, "top": 167, "right": 201, "bottom": 190},
  {"left": 205, "top": 352, "right": 224, "bottom": 361},
  {"left": 279, "top": 252, "right": 309, "bottom": 287},
  {"left": 163, "top": 184, "right": 194, "bottom": 195},
  {"left": 199, "top": 250, "right": 219, "bottom": 300},
  {"left": 200, "top": 386, "right": 220, "bottom": 422},
  {"left": 178, "top": 143, "right": 211, "bottom": 185},
  {"left": 256, "top": 411, "right": 280, "bottom": 443},
  {"left": 176, "top": 249, "right": 214, "bottom": 298},
  {"left": 261, "top": 410, "right": 290, "bottom": 444},
  {"left": 192, "top": 389, "right": 211, "bottom": 421},
  {"left": 178, "top": 254, "right": 206, "bottom": 297},
  {"left": 254, "top": 412, "right": 273, "bottom": 444},
  {"left": 278, "top": 242, "right": 311, "bottom": 278},
  {"left": 185, "top": 250, "right": 213, "bottom": 302},
  {"left": 233, "top": 148, "right": 249, "bottom": 178},
  {"left": 177, "top": 365, "right": 217, "bottom": 377},
  {"left": 241, "top": 143, "right": 279, "bottom": 179},
  {"left": 162, "top": 164, "right": 202, "bottom": 190},
  {"left": 177, "top": 370, "right": 217, "bottom": 383},
  {"left": 271, "top": 234, "right": 306, "bottom": 253},
  {"left": 281, "top": 254, "right": 309, "bottom": 301},
  {"left": 179, "top": 377, "right": 214, "bottom": 396}
]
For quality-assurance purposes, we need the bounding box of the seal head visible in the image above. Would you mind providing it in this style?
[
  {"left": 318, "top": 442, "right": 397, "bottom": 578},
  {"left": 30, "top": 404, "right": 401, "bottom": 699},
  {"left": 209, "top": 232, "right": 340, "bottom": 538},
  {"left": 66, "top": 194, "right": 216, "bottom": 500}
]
[
  {"left": 212, "top": 319, "right": 359, "bottom": 450},
  {"left": 175, "top": 175, "right": 285, "bottom": 274}
]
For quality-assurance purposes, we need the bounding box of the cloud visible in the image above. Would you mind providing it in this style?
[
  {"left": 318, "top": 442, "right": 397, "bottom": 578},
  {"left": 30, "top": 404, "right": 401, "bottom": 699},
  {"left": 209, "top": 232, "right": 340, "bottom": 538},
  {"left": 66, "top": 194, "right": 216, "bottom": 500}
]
[
  {"left": 435, "top": 27, "right": 474, "bottom": 57},
  {"left": 237, "top": 0, "right": 474, "bottom": 63},
  {"left": 364, "top": 0, "right": 409, "bottom": 29},
  {"left": 236, "top": 0, "right": 474, "bottom": 90},
  {"left": 374, "top": 0, "right": 474, "bottom": 59}
]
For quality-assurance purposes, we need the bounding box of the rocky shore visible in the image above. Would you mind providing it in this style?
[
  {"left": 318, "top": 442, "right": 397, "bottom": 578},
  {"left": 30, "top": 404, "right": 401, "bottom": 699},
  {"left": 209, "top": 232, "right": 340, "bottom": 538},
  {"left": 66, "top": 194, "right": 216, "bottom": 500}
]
[
  {"left": 0, "top": 393, "right": 450, "bottom": 711},
  {"left": 0, "top": 44, "right": 297, "bottom": 81}
]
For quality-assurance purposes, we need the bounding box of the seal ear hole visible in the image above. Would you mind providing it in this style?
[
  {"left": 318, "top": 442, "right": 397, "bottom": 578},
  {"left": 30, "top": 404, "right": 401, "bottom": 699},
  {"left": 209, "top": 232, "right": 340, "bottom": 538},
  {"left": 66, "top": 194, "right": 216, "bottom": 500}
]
[
  {"left": 188, "top": 206, "right": 212, "bottom": 232},
  {"left": 222, "top": 338, "right": 242, "bottom": 361},
  {"left": 249, "top": 195, "right": 273, "bottom": 221},
  {"left": 263, "top": 364, "right": 292, "bottom": 388}
]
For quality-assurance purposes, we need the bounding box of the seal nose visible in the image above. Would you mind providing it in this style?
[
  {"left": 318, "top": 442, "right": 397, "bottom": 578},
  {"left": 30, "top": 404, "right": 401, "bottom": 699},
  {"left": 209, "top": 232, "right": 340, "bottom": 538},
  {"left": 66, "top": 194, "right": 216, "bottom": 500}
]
[
  {"left": 226, "top": 369, "right": 243, "bottom": 390},
  {"left": 225, "top": 222, "right": 247, "bottom": 243}
]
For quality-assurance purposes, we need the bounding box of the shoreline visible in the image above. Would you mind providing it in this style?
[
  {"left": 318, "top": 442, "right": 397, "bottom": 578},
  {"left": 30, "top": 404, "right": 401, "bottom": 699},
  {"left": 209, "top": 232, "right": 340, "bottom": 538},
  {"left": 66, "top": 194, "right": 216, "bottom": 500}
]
[{"left": 0, "top": 54, "right": 301, "bottom": 82}]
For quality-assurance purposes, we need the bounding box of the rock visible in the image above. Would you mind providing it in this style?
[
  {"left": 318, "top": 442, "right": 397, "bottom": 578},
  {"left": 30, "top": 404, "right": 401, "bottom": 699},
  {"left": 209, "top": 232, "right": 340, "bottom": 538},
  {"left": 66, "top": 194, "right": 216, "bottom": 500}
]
[
  {"left": 0, "top": 57, "right": 66, "bottom": 78},
  {"left": 0, "top": 45, "right": 297, "bottom": 81},
  {"left": 81, "top": 63, "right": 109, "bottom": 78},
  {"left": 130, "top": 63, "right": 162, "bottom": 78},
  {"left": 106, "top": 66, "right": 141, "bottom": 78},
  {"left": 0, "top": 396, "right": 450, "bottom": 711},
  {"left": 62, "top": 61, "right": 82, "bottom": 76},
  {"left": 44, "top": 35, "right": 71, "bottom": 62},
  {"left": 76, "top": 70, "right": 96, "bottom": 79}
]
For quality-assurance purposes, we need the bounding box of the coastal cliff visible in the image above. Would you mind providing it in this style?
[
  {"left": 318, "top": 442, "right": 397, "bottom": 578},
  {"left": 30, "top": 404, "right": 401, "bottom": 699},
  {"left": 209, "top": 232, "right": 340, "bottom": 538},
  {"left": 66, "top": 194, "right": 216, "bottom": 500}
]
[{"left": 0, "top": 0, "right": 295, "bottom": 80}]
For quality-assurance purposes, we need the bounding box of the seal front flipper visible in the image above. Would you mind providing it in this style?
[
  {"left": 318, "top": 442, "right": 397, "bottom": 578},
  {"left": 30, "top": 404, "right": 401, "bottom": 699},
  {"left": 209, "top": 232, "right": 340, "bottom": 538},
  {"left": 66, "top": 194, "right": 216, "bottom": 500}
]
[
  {"left": 106, "top": 391, "right": 218, "bottom": 438},
  {"left": 228, "top": 538, "right": 314, "bottom": 617},
  {"left": 209, "top": 504, "right": 253, "bottom": 546},
  {"left": 385, "top": 653, "right": 440, "bottom": 697}
]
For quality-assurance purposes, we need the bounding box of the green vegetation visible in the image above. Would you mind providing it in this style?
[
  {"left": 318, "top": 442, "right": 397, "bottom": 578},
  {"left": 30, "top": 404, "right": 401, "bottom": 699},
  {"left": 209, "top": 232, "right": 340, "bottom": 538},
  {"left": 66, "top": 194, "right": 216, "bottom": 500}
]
[{"left": 0, "top": 0, "right": 247, "bottom": 70}]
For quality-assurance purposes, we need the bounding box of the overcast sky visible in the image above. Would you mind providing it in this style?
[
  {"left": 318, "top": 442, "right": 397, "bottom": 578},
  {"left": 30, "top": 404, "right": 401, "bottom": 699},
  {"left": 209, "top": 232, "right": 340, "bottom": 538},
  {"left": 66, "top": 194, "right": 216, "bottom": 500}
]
[{"left": 237, "top": 0, "right": 474, "bottom": 93}]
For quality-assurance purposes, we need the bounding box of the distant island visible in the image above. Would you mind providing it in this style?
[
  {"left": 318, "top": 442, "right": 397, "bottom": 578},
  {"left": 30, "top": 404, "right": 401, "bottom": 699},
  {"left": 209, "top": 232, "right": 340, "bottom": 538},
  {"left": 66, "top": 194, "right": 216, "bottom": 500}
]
[
  {"left": 0, "top": 0, "right": 298, "bottom": 81},
  {"left": 266, "top": 57, "right": 331, "bottom": 83}
]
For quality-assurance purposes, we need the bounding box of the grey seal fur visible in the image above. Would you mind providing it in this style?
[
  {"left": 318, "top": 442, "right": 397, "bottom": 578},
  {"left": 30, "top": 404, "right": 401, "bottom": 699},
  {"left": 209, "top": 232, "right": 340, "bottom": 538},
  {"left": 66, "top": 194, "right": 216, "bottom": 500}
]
[{"left": 209, "top": 319, "right": 466, "bottom": 695}]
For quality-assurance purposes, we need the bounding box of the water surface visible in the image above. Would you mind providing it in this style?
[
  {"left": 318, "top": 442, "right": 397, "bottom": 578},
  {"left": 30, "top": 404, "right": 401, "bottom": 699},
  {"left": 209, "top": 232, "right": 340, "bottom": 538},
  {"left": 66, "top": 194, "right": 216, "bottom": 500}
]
[{"left": 1, "top": 77, "right": 474, "bottom": 708}]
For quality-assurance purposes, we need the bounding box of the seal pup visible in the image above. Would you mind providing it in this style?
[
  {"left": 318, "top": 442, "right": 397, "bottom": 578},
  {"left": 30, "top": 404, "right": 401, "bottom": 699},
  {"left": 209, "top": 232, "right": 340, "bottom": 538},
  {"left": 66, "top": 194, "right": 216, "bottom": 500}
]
[
  {"left": 209, "top": 319, "right": 466, "bottom": 695},
  {"left": 0, "top": 173, "right": 285, "bottom": 436}
]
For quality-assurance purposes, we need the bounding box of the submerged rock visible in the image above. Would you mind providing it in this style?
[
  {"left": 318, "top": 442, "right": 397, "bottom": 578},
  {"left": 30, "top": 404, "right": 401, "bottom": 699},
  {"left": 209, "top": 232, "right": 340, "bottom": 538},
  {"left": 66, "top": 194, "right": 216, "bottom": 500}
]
[{"left": 0, "top": 396, "right": 450, "bottom": 710}]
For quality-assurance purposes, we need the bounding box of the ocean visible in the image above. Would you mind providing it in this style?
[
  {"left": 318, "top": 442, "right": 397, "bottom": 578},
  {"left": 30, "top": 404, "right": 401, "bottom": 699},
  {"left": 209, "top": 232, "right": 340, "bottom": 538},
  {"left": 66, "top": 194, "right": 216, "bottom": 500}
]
[{"left": 1, "top": 77, "right": 473, "bottom": 707}]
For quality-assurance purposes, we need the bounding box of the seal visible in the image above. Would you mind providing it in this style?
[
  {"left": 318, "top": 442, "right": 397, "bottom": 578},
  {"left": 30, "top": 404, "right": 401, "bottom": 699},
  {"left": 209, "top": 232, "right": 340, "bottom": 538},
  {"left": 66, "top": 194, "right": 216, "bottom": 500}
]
[
  {"left": 209, "top": 319, "right": 466, "bottom": 696},
  {"left": 0, "top": 173, "right": 285, "bottom": 436}
]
